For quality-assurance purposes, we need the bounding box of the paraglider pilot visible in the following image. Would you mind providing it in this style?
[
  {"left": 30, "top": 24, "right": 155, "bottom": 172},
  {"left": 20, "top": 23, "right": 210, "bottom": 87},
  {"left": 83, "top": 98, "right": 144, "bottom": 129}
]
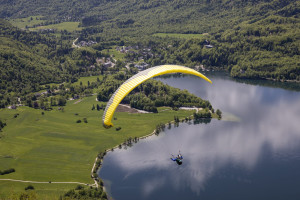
[{"left": 171, "top": 151, "right": 183, "bottom": 165}]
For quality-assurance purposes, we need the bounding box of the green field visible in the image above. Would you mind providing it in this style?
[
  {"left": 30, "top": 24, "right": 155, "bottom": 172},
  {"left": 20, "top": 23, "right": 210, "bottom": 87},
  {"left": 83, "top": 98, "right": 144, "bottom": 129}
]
[
  {"left": 38, "top": 75, "right": 103, "bottom": 94},
  {"left": 9, "top": 16, "right": 45, "bottom": 29},
  {"left": 0, "top": 95, "right": 194, "bottom": 199},
  {"left": 9, "top": 16, "right": 81, "bottom": 32},
  {"left": 30, "top": 22, "right": 82, "bottom": 32},
  {"left": 102, "top": 47, "right": 126, "bottom": 62},
  {"left": 152, "top": 33, "right": 207, "bottom": 39},
  {"left": 72, "top": 76, "right": 103, "bottom": 86},
  {"left": 0, "top": 181, "right": 76, "bottom": 200}
]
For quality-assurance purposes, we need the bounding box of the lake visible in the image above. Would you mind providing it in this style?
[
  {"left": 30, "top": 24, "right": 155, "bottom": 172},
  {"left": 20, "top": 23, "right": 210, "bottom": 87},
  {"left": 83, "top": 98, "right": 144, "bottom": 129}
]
[{"left": 99, "top": 72, "right": 300, "bottom": 200}]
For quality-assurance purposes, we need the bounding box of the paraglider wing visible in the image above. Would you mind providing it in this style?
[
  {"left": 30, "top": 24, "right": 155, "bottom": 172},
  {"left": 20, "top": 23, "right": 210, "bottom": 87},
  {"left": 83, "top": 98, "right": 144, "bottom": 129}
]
[{"left": 102, "top": 65, "right": 212, "bottom": 128}]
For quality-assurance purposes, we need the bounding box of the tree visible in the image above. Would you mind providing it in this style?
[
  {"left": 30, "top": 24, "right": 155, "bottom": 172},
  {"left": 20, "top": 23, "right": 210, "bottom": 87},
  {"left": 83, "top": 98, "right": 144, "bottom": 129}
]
[
  {"left": 58, "top": 97, "right": 66, "bottom": 106},
  {"left": 33, "top": 101, "right": 39, "bottom": 109},
  {"left": 216, "top": 109, "right": 222, "bottom": 119},
  {"left": 0, "top": 120, "right": 6, "bottom": 131},
  {"left": 75, "top": 185, "right": 83, "bottom": 190},
  {"left": 83, "top": 118, "right": 88, "bottom": 123},
  {"left": 27, "top": 99, "right": 33, "bottom": 107},
  {"left": 50, "top": 97, "right": 57, "bottom": 106},
  {"left": 25, "top": 185, "right": 35, "bottom": 190}
]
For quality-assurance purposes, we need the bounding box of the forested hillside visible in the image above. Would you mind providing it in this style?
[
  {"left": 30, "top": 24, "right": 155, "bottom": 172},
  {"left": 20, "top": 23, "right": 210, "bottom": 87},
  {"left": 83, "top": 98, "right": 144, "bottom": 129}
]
[
  {"left": 0, "top": 19, "right": 107, "bottom": 108},
  {"left": 1, "top": 0, "right": 298, "bottom": 80},
  {"left": 138, "top": 14, "right": 299, "bottom": 81},
  {"left": 0, "top": 0, "right": 299, "bottom": 108},
  {"left": 1, "top": 0, "right": 298, "bottom": 36},
  {"left": 0, "top": 19, "right": 61, "bottom": 96}
]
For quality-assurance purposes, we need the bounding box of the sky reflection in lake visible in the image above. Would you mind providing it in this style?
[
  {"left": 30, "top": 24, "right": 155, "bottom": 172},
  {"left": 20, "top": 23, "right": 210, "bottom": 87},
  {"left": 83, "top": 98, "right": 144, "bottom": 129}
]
[{"left": 100, "top": 75, "right": 300, "bottom": 200}]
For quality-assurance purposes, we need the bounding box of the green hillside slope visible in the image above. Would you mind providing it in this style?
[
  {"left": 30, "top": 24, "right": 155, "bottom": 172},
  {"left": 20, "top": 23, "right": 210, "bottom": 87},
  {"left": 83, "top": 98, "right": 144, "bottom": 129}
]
[
  {"left": 1, "top": 0, "right": 298, "bottom": 35},
  {"left": 0, "top": 0, "right": 299, "bottom": 85},
  {"left": 0, "top": 19, "right": 62, "bottom": 102}
]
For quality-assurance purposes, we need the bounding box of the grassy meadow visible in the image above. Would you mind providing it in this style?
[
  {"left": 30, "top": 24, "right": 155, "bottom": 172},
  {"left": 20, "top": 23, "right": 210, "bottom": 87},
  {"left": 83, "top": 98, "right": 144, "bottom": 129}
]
[
  {"left": 72, "top": 76, "right": 103, "bottom": 86},
  {"left": 9, "top": 16, "right": 45, "bottom": 29},
  {"left": 30, "top": 22, "right": 82, "bottom": 32},
  {"left": 9, "top": 16, "right": 81, "bottom": 32},
  {"left": 9, "top": 16, "right": 82, "bottom": 36},
  {"left": 0, "top": 94, "right": 193, "bottom": 199}
]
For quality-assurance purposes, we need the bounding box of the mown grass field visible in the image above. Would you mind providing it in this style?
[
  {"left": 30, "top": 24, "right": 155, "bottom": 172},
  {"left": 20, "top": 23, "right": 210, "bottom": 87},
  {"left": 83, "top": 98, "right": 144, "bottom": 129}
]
[
  {"left": 152, "top": 33, "right": 207, "bottom": 39},
  {"left": 0, "top": 94, "right": 193, "bottom": 199},
  {"left": 30, "top": 22, "right": 82, "bottom": 32},
  {"left": 9, "top": 16, "right": 81, "bottom": 34},
  {"left": 9, "top": 16, "right": 45, "bottom": 29}
]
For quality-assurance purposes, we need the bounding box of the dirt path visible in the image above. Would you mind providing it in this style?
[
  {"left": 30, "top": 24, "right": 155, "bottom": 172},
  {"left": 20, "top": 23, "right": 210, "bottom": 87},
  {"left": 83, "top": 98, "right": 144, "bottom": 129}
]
[
  {"left": 74, "top": 99, "right": 82, "bottom": 104},
  {"left": 72, "top": 38, "right": 79, "bottom": 48},
  {"left": 91, "top": 157, "right": 99, "bottom": 188}
]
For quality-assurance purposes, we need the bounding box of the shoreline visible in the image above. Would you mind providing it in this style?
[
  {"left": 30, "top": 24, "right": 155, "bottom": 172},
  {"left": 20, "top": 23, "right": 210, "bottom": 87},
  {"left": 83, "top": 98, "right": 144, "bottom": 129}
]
[{"left": 92, "top": 107, "right": 208, "bottom": 196}]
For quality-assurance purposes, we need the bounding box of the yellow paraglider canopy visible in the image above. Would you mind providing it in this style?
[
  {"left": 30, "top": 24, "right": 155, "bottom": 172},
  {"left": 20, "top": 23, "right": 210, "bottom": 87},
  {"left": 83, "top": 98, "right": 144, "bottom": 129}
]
[{"left": 102, "top": 65, "right": 212, "bottom": 128}]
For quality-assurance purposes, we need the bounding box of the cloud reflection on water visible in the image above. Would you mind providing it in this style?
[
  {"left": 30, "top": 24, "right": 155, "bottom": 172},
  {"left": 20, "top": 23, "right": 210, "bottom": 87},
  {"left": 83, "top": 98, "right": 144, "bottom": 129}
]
[{"left": 102, "top": 76, "right": 300, "bottom": 197}]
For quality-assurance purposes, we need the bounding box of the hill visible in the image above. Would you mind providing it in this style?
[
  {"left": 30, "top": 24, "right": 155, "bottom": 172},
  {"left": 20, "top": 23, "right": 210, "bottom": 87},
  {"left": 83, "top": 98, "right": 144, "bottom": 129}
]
[
  {"left": 1, "top": 0, "right": 298, "bottom": 81},
  {"left": 0, "top": 19, "right": 108, "bottom": 108},
  {"left": 0, "top": 19, "right": 62, "bottom": 106},
  {"left": 0, "top": 0, "right": 298, "bottom": 35}
]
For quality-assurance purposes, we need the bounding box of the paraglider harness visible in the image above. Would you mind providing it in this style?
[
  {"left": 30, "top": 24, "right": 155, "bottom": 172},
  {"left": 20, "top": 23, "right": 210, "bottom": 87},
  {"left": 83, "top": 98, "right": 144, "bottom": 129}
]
[{"left": 171, "top": 151, "right": 183, "bottom": 165}]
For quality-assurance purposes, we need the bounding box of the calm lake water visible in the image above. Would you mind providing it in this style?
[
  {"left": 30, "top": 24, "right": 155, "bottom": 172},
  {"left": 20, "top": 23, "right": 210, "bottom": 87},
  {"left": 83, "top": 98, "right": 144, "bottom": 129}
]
[{"left": 99, "top": 73, "right": 300, "bottom": 200}]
